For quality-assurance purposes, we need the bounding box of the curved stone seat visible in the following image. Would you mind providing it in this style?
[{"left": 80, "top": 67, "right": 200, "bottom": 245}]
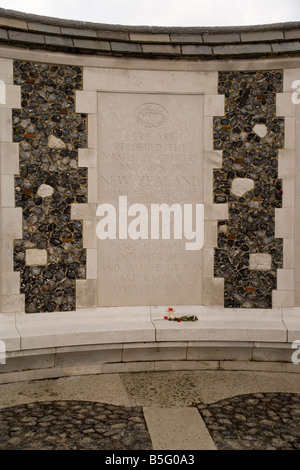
[{"left": 1, "top": 307, "right": 300, "bottom": 383}]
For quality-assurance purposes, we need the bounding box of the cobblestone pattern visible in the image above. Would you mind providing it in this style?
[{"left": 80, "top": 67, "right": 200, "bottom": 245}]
[
  {"left": 213, "top": 71, "right": 284, "bottom": 308},
  {"left": 0, "top": 401, "right": 152, "bottom": 450},
  {"left": 198, "top": 393, "right": 300, "bottom": 450},
  {"left": 0, "top": 393, "right": 300, "bottom": 450},
  {"left": 12, "top": 61, "right": 88, "bottom": 313}
]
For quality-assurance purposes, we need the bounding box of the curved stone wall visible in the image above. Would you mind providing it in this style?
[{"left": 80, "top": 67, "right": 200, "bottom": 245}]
[{"left": 0, "top": 9, "right": 300, "bottom": 381}]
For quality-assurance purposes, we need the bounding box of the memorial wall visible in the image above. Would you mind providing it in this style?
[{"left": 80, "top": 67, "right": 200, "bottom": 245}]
[
  {"left": 0, "top": 8, "right": 300, "bottom": 315},
  {"left": 2, "top": 9, "right": 300, "bottom": 381}
]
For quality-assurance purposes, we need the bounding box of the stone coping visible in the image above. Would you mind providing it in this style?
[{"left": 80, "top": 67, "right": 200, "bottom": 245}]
[
  {"left": 0, "top": 8, "right": 299, "bottom": 59},
  {"left": 1, "top": 306, "right": 300, "bottom": 352}
]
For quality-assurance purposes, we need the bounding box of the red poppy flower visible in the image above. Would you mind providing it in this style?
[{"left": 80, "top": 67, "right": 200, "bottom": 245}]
[
  {"left": 164, "top": 316, "right": 168, "bottom": 320},
  {"left": 168, "top": 307, "right": 174, "bottom": 311},
  {"left": 279, "top": 190, "right": 283, "bottom": 195},
  {"left": 177, "top": 319, "right": 181, "bottom": 322}
]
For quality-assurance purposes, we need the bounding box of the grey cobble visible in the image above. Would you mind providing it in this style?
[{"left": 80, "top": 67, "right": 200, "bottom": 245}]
[{"left": 1, "top": 393, "right": 300, "bottom": 450}]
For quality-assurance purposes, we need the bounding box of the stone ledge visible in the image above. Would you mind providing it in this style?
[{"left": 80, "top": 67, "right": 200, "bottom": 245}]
[
  {"left": 1, "top": 306, "right": 300, "bottom": 382},
  {"left": 0, "top": 8, "right": 299, "bottom": 59}
]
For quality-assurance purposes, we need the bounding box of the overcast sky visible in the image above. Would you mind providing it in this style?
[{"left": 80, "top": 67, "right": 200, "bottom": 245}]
[{"left": 0, "top": 0, "right": 299, "bottom": 27}]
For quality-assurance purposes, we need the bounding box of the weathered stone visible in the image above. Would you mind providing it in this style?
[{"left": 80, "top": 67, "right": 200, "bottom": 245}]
[
  {"left": 249, "top": 253, "right": 272, "bottom": 270},
  {"left": 37, "top": 184, "right": 54, "bottom": 198},
  {"left": 48, "top": 135, "right": 66, "bottom": 149},
  {"left": 253, "top": 124, "right": 268, "bottom": 138},
  {"left": 231, "top": 177, "right": 255, "bottom": 197},
  {"left": 25, "top": 249, "right": 48, "bottom": 266}
]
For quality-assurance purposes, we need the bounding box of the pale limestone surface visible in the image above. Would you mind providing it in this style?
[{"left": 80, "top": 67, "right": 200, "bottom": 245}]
[
  {"left": 37, "top": 184, "right": 54, "bottom": 198},
  {"left": 231, "top": 177, "right": 255, "bottom": 197},
  {"left": 253, "top": 123, "right": 268, "bottom": 138},
  {"left": 48, "top": 135, "right": 66, "bottom": 149},
  {"left": 25, "top": 249, "right": 48, "bottom": 266},
  {"left": 249, "top": 253, "right": 272, "bottom": 270}
]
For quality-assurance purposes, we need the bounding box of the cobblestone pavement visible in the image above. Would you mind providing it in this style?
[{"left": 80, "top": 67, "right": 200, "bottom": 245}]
[
  {"left": 198, "top": 393, "right": 300, "bottom": 450},
  {"left": 0, "top": 401, "right": 152, "bottom": 450},
  {"left": 0, "top": 371, "right": 300, "bottom": 450}
]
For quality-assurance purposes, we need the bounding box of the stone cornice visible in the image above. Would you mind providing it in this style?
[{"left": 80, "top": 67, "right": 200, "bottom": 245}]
[{"left": 0, "top": 8, "right": 299, "bottom": 59}]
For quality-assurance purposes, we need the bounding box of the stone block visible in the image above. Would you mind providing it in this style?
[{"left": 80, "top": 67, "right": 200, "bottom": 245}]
[
  {"left": 0, "top": 142, "right": 19, "bottom": 174},
  {"left": 1, "top": 174, "right": 15, "bottom": 207},
  {"left": 76, "top": 279, "right": 97, "bottom": 308},
  {"left": 284, "top": 117, "right": 296, "bottom": 149},
  {"left": 1, "top": 84, "right": 20, "bottom": 108},
  {"left": 2, "top": 240, "right": 14, "bottom": 272},
  {"left": 231, "top": 177, "right": 254, "bottom": 197},
  {"left": 203, "top": 33, "right": 240, "bottom": 43},
  {"left": 285, "top": 29, "right": 300, "bottom": 40},
  {"left": 0, "top": 17, "right": 28, "bottom": 29},
  {"left": 272, "top": 41, "right": 300, "bottom": 53},
  {"left": 88, "top": 168, "right": 97, "bottom": 203},
  {"left": 0, "top": 58, "right": 13, "bottom": 84},
  {"left": 0, "top": 109, "right": 13, "bottom": 142},
  {"left": 71, "top": 203, "right": 97, "bottom": 221},
  {"left": 283, "top": 239, "right": 294, "bottom": 268},
  {"left": 273, "top": 290, "right": 294, "bottom": 307},
  {"left": 170, "top": 34, "right": 203, "bottom": 43},
  {"left": 282, "top": 180, "right": 294, "bottom": 208},
  {"left": 27, "top": 22, "right": 60, "bottom": 34},
  {"left": 204, "top": 117, "right": 213, "bottom": 151},
  {"left": 78, "top": 148, "right": 97, "bottom": 168},
  {"left": 83, "top": 220, "right": 97, "bottom": 248},
  {"left": 48, "top": 135, "right": 66, "bottom": 149},
  {"left": 204, "top": 203, "right": 228, "bottom": 220},
  {"left": 111, "top": 42, "right": 142, "bottom": 54},
  {"left": 213, "top": 43, "right": 272, "bottom": 56},
  {"left": 181, "top": 44, "right": 212, "bottom": 55},
  {"left": 1, "top": 207, "right": 22, "bottom": 239},
  {"left": 87, "top": 114, "right": 97, "bottom": 148},
  {"left": 86, "top": 249, "right": 97, "bottom": 279},
  {"left": 203, "top": 278, "right": 224, "bottom": 306},
  {"left": 2, "top": 272, "right": 20, "bottom": 295},
  {"left": 76, "top": 90, "right": 97, "bottom": 114},
  {"left": 61, "top": 364, "right": 102, "bottom": 376},
  {"left": 276, "top": 92, "right": 295, "bottom": 117},
  {"left": 203, "top": 248, "right": 214, "bottom": 277},
  {"left": 283, "top": 67, "right": 300, "bottom": 92},
  {"left": 45, "top": 35, "right": 73, "bottom": 48},
  {"left": 0, "top": 28, "right": 8, "bottom": 41},
  {"left": 275, "top": 208, "right": 294, "bottom": 239},
  {"left": 8, "top": 30, "right": 45, "bottom": 45},
  {"left": 19, "top": 368, "right": 62, "bottom": 382},
  {"left": 102, "top": 362, "right": 155, "bottom": 373},
  {"left": 277, "top": 269, "right": 294, "bottom": 291},
  {"left": 204, "top": 220, "right": 218, "bottom": 247},
  {"left": 278, "top": 149, "right": 295, "bottom": 180},
  {"left": 55, "top": 348, "right": 121, "bottom": 367},
  {"left": 25, "top": 249, "right": 48, "bottom": 266},
  {"left": 61, "top": 27, "right": 97, "bottom": 37},
  {"left": 204, "top": 94, "right": 224, "bottom": 116},
  {"left": 142, "top": 44, "right": 181, "bottom": 55},
  {"left": 2, "top": 294, "right": 25, "bottom": 313},
  {"left": 241, "top": 31, "right": 284, "bottom": 42},
  {"left": 204, "top": 150, "right": 222, "bottom": 168},
  {"left": 130, "top": 33, "right": 170, "bottom": 43},
  {"left": 96, "top": 30, "right": 129, "bottom": 41},
  {"left": 73, "top": 38, "right": 110, "bottom": 51},
  {"left": 249, "top": 253, "right": 272, "bottom": 271}
]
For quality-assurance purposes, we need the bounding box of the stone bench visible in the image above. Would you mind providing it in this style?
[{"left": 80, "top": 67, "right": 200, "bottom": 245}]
[{"left": 1, "top": 306, "right": 300, "bottom": 383}]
